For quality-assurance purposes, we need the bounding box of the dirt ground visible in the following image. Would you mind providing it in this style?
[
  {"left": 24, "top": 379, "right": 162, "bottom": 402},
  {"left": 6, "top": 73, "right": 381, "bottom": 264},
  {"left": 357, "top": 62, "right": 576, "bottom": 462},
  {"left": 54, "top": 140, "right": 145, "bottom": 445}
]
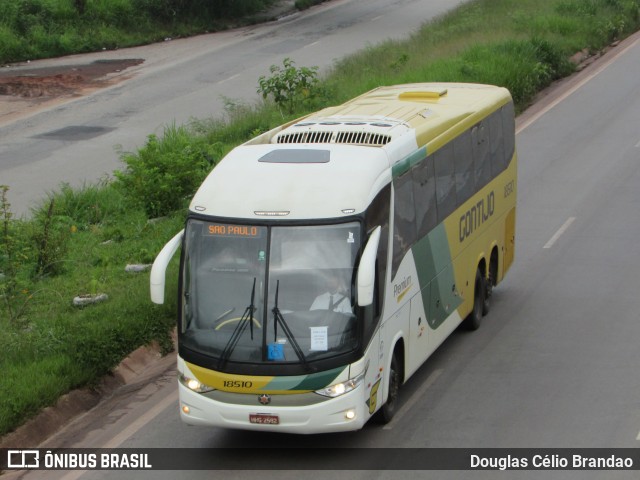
[
  {"left": 0, "top": 0, "right": 299, "bottom": 125},
  {"left": 0, "top": 57, "right": 149, "bottom": 125},
  {"left": 0, "top": 58, "right": 144, "bottom": 98},
  {"left": 0, "top": 1, "right": 303, "bottom": 99}
]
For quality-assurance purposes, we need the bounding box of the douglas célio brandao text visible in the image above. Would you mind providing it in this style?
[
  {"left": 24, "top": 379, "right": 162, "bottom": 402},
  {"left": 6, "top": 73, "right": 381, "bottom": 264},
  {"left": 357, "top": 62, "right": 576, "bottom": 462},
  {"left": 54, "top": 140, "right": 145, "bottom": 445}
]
[{"left": 470, "top": 454, "right": 634, "bottom": 470}]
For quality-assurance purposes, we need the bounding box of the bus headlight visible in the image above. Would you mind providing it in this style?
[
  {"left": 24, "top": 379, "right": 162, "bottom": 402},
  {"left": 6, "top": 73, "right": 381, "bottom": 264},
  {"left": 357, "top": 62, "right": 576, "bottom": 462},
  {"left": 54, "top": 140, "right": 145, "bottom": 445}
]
[
  {"left": 315, "top": 374, "right": 364, "bottom": 398},
  {"left": 179, "top": 373, "right": 214, "bottom": 393}
]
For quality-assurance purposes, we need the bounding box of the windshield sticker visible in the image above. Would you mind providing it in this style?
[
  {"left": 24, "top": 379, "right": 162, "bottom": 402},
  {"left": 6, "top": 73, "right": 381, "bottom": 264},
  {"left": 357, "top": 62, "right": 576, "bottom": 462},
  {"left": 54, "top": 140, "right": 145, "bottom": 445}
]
[
  {"left": 347, "top": 232, "right": 355, "bottom": 243},
  {"left": 310, "top": 326, "right": 328, "bottom": 351},
  {"left": 267, "top": 343, "right": 285, "bottom": 361}
]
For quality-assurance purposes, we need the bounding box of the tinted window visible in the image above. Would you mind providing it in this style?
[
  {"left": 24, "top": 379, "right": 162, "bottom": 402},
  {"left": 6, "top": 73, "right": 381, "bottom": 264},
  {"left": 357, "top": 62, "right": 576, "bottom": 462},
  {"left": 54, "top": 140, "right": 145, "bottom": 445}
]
[
  {"left": 412, "top": 156, "right": 437, "bottom": 239},
  {"left": 472, "top": 121, "right": 491, "bottom": 190},
  {"left": 489, "top": 110, "right": 505, "bottom": 176},
  {"left": 453, "top": 131, "right": 474, "bottom": 205},
  {"left": 365, "top": 185, "right": 390, "bottom": 330},
  {"left": 434, "top": 142, "right": 457, "bottom": 221},
  {"left": 502, "top": 101, "right": 516, "bottom": 164},
  {"left": 392, "top": 170, "right": 417, "bottom": 278}
]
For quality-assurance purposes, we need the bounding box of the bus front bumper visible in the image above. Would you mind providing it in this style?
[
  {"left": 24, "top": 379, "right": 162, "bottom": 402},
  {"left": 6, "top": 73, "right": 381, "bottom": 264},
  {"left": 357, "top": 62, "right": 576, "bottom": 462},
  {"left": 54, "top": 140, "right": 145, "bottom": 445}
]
[{"left": 178, "top": 383, "right": 369, "bottom": 434}]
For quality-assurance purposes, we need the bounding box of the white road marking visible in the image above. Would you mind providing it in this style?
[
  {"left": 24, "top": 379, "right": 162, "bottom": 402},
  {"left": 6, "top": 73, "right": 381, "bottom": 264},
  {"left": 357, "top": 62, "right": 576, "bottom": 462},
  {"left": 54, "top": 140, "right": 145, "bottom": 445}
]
[
  {"left": 60, "top": 389, "right": 178, "bottom": 480},
  {"left": 217, "top": 73, "right": 239, "bottom": 85},
  {"left": 544, "top": 217, "right": 576, "bottom": 249},
  {"left": 306, "top": 41, "right": 320, "bottom": 48},
  {"left": 636, "top": 429, "right": 640, "bottom": 441},
  {"left": 370, "top": 15, "right": 383, "bottom": 22},
  {"left": 103, "top": 389, "right": 179, "bottom": 448},
  {"left": 383, "top": 368, "right": 443, "bottom": 430}
]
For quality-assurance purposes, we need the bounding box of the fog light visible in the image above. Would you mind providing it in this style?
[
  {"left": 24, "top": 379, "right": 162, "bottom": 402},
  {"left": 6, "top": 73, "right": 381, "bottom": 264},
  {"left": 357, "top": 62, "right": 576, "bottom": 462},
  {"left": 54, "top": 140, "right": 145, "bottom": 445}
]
[
  {"left": 344, "top": 409, "right": 356, "bottom": 420},
  {"left": 182, "top": 405, "right": 190, "bottom": 414}
]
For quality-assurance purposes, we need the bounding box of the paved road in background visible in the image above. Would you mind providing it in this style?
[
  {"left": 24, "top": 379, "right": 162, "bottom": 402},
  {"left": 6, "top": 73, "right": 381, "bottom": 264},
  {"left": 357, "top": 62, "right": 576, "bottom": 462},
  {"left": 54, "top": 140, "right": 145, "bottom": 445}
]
[{"left": 0, "top": 0, "right": 461, "bottom": 216}]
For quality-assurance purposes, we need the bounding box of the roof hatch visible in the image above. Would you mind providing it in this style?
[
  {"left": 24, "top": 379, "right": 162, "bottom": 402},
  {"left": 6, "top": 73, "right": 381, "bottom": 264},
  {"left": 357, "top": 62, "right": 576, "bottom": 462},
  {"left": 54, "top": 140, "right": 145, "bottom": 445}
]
[{"left": 398, "top": 89, "right": 448, "bottom": 101}]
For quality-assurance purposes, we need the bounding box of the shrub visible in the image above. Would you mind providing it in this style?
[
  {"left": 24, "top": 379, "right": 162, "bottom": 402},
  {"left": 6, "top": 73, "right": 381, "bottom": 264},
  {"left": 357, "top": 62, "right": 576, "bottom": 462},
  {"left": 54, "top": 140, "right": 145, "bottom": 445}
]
[
  {"left": 42, "top": 180, "right": 127, "bottom": 229},
  {"left": 31, "top": 198, "right": 71, "bottom": 277},
  {"left": 114, "top": 125, "right": 222, "bottom": 218},
  {"left": 257, "top": 57, "right": 320, "bottom": 114},
  {"left": 0, "top": 186, "right": 35, "bottom": 324}
]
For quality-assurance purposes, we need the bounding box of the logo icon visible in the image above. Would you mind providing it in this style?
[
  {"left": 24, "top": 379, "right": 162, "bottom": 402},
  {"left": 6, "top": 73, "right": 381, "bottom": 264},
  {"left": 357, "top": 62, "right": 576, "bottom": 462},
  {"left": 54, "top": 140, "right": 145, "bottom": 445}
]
[
  {"left": 258, "top": 394, "right": 271, "bottom": 405},
  {"left": 7, "top": 450, "right": 40, "bottom": 469}
]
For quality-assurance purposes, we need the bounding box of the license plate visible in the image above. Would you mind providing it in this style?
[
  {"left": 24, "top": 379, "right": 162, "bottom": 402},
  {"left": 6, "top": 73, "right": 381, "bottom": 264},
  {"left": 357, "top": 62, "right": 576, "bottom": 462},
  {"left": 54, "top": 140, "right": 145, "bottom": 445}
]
[{"left": 249, "top": 414, "right": 279, "bottom": 425}]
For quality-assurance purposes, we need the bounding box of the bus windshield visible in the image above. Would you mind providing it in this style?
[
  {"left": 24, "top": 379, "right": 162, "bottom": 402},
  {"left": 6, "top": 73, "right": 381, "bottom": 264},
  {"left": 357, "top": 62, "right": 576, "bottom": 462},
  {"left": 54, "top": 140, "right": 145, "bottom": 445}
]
[{"left": 180, "top": 219, "right": 362, "bottom": 369}]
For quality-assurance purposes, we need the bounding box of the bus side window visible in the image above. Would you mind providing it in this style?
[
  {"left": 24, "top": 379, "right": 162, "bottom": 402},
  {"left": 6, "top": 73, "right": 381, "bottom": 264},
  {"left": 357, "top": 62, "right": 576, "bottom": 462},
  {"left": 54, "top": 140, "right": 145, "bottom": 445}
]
[
  {"left": 453, "top": 131, "right": 474, "bottom": 206},
  {"left": 391, "top": 170, "right": 417, "bottom": 278},
  {"left": 412, "top": 155, "right": 437, "bottom": 239},
  {"left": 434, "top": 142, "right": 457, "bottom": 222},
  {"left": 365, "top": 185, "right": 390, "bottom": 324},
  {"left": 489, "top": 109, "right": 506, "bottom": 176},
  {"left": 472, "top": 122, "right": 491, "bottom": 190},
  {"left": 502, "top": 101, "right": 516, "bottom": 164}
]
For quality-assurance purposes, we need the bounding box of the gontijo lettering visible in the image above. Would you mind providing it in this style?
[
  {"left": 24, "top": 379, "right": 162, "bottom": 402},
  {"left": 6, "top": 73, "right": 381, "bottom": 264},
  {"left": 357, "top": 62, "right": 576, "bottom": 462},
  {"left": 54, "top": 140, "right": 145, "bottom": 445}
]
[{"left": 459, "top": 191, "right": 495, "bottom": 242}]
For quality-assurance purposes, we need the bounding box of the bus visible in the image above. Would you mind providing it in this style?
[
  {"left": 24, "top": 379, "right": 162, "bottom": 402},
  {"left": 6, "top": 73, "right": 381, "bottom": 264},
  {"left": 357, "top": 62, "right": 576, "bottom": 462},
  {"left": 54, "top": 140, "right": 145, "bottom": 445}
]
[{"left": 150, "top": 83, "right": 517, "bottom": 434}]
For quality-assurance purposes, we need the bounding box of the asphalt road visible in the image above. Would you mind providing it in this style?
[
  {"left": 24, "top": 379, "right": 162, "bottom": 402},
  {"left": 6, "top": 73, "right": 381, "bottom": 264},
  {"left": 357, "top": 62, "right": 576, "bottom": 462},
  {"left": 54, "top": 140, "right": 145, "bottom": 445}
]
[
  {"left": 0, "top": 0, "right": 460, "bottom": 216},
  {"left": 3, "top": 6, "right": 640, "bottom": 480}
]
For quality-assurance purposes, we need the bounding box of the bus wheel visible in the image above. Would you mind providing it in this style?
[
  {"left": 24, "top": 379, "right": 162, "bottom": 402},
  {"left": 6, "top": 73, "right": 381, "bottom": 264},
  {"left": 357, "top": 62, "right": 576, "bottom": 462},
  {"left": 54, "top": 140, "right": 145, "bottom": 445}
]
[
  {"left": 377, "top": 353, "right": 401, "bottom": 424},
  {"left": 465, "top": 268, "right": 485, "bottom": 331},
  {"left": 482, "top": 271, "right": 492, "bottom": 315},
  {"left": 484, "top": 253, "right": 498, "bottom": 315}
]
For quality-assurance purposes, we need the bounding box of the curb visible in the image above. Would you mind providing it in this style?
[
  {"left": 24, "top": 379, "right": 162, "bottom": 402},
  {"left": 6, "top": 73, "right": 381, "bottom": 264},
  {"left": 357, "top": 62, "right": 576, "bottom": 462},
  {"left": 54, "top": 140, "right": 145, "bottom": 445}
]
[{"left": 0, "top": 339, "right": 177, "bottom": 449}]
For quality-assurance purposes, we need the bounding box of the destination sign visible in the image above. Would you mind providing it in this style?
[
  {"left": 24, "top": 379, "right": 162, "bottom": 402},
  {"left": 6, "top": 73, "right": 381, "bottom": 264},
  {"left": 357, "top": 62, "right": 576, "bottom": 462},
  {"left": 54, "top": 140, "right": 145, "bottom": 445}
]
[{"left": 206, "top": 224, "right": 262, "bottom": 237}]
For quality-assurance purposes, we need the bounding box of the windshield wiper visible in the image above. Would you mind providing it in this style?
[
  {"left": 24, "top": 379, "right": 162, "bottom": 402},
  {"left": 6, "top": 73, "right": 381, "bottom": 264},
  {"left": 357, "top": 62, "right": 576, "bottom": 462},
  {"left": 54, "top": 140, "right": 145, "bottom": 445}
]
[
  {"left": 271, "top": 280, "right": 308, "bottom": 368},
  {"left": 218, "top": 278, "right": 256, "bottom": 369}
]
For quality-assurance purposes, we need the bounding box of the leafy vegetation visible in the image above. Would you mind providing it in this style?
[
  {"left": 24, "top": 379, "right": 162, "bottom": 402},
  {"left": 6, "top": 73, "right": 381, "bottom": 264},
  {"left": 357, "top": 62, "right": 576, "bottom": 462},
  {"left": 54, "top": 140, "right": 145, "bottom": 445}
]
[
  {"left": 0, "top": 0, "right": 281, "bottom": 64},
  {"left": 1, "top": 0, "right": 640, "bottom": 438},
  {"left": 258, "top": 57, "right": 321, "bottom": 114},
  {"left": 114, "top": 125, "right": 223, "bottom": 218}
]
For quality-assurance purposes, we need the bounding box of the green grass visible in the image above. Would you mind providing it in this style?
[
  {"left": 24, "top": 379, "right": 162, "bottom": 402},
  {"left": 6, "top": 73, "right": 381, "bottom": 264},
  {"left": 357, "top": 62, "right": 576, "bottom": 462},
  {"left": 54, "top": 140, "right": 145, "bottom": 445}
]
[
  {"left": 0, "top": 0, "right": 284, "bottom": 64},
  {"left": 0, "top": 183, "right": 181, "bottom": 436},
  {"left": 1, "top": 0, "right": 640, "bottom": 438},
  {"left": 0, "top": 0, "right": 332, "bottom": 65}
]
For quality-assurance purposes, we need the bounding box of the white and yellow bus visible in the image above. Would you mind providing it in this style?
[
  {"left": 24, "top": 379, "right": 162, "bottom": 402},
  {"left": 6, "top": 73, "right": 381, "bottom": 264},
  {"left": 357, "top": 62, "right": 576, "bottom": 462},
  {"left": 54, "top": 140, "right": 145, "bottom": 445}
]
[{"left": 151, "top": 83, "right": 517, "bottom": 434}]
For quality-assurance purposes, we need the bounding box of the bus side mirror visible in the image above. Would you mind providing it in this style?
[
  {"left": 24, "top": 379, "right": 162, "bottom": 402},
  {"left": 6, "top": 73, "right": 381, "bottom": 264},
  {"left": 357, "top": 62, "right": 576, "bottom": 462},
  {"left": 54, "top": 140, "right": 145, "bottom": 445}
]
[
  {"left": 150, "top": 229, "right": 184, "bottom": 304},
  {"left": 357, "top": 226, "right": 381, "bottom": 307}
]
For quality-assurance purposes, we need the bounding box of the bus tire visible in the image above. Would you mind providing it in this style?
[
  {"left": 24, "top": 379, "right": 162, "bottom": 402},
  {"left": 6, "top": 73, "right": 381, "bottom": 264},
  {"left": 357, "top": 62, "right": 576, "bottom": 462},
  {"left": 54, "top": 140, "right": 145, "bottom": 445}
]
[
  {"left": 465, "top": 267, "right": 485, "bottom": 331},
  {"left": 377, "top": 352, "right": 401, "bottom": 424},
  {"left": 484, "top": 251, "right": 498, "bottom": 315},
  {"left": 482, "top": 272, "right": 492, "bottom": 316}
]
